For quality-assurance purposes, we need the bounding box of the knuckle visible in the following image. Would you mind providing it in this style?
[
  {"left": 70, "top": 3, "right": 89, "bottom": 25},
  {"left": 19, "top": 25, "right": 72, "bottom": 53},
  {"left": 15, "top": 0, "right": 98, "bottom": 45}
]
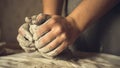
[
  {"left": 61, "top": 33, "right": 67, "bottom": 40},
  {"left": 52, "top": 26, "right": 62, "bottom": 35},
  {"left": 49, "top": 18, "right": 56, "bottom": 25},
  {"left": 56, "top": 26, "right": 62, "bottom": 33},
  {"left": 51, "top": 18, "right": 56, "bottom": 23},
  {"left": 54, "top": 40, "right": 61, "bottom": 46},
  {"left": 48, "top": 45, "right": 54, "bottom": 50}
]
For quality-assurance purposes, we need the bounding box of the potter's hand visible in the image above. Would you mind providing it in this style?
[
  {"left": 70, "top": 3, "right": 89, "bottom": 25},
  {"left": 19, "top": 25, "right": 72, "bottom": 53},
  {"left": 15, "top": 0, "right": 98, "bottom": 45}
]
[
  {"left": 17, "top": 14, "right": 38, "bottom": 53},
  {"left": 34, "top": 15, "right": 80, "bottom": 57},
  {"left": 17, "top": 23, "right": 35, "bottom": 52},
  {"left": 17, "top": 14, "right": 51, "bottom": 53}
]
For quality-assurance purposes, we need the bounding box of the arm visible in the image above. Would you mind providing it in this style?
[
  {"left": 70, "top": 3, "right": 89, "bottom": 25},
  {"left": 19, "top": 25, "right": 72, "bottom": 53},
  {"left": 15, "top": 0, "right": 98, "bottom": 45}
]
[
  {"left": 68, "top": 0, "right": 120, "bottom": 32},
  {"left": 42, "top": 0, "right": 64, "bottom": 15}
]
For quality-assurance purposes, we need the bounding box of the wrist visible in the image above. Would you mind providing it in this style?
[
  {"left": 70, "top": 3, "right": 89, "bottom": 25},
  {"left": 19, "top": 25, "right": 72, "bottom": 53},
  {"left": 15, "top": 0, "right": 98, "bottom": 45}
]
[
  {"left": 67, "top": 13, "right": 91, "bottom": 32},
  {"left": 43, "top": 10, "right": 62, "bottom": 16},
  {"left": 66, "top": 16, "right": 82, "bottom": 33},
  {"left": 66, "top": 16, "right": 81, "bottom": 36}
]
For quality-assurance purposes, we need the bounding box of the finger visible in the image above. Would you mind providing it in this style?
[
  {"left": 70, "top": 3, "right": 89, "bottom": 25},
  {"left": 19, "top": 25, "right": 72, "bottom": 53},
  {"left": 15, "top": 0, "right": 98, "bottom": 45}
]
[
  {"left": 22, "top": 46, "right": 36, "bottom": 53},
  {"left": 17, "top": 34, "right": 33, "bottom": 47},
  {"left": 33, "top": 23, "right": 51, "bottom": 40},
  {"left": 17, "top": 34, "right": 36, "bottom": 52},
  {"left": 35, "top": 13, "right": 44, "bottom": 24},
  {"left": 31, "top": 15, "right": 37, "bottom": 20},
  {"left": 46, "top": 41, "right": 68, "bottom": 57},
  {"left": 25, "top": 15, "right": 37, "bottom": 24},
  {"left": 33, "top": 17, "right": 58, "bottom": 40},
  {"left": 18, "top": 23, "right": 33, "bottom": 41},
  {"left": 37, "top": 33, "right": 66, "bottom": 53},
  {"left": 31, "top": 15, "right": 37, "bottom": 24},
  {"left": 35, "top": 13, "right": 51, "bottom": 25},
  {"left": 35, "top": 26, "right": 61, "bottom": 49},
  {"left": 29, "top": 24, "right": 38, "bottom": 35},
  {"left": 35, "top": 31, "right": 55, "bottom": 49}
]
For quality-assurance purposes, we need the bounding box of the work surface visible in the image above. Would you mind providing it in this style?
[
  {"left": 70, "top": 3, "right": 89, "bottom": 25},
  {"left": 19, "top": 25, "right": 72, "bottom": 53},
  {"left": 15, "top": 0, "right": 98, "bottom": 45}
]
[{"left": 0, "top": 51, "right": 120, "bottom": 68}]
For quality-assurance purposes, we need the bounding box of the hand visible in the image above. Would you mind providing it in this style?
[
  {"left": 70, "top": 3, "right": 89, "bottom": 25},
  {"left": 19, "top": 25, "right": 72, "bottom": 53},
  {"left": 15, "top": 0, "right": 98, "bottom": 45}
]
[
  {"left": 17, "top": 14, "right": 40, "bottom": 53},
  {"left": 34, "top": 15, "right": 80, "bottom": 57},
  {"left": 17, "top": 23, "right": 36, "bottom": 53},
  {"left": 17, "top": 13, "right": 51, "bottom": 54}
]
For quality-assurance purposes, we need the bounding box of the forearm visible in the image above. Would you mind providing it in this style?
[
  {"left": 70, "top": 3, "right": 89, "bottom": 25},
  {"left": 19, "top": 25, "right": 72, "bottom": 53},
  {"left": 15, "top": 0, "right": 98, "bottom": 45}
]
[
  {"left": 68, "top": 0, "right": 120, "bottom": 32},
  {"left": 42, "top": 0, "right": 64, "bottom": 15}
]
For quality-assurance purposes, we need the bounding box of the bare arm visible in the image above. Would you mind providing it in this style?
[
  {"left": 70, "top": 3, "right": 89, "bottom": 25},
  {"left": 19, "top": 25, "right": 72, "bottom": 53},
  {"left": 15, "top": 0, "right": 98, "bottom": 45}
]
[
  {"left": 42, "top": 0, "right": 64, "bottom": 15},
  {"left": 68, "top": 0, "right": 120, "bottom": 32}
]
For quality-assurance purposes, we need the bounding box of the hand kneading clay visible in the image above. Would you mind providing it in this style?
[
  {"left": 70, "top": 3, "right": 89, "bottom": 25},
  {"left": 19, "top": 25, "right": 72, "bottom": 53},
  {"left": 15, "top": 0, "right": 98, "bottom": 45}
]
[{"left": 17, "top": 13, "right": 58, "bottom": 58}]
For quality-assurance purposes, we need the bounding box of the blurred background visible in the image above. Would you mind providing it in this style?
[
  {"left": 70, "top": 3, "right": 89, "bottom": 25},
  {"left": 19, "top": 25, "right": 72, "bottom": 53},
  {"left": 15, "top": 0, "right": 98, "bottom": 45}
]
[{"left": 0, "top": 0, "right": 43, "bottom": 48}]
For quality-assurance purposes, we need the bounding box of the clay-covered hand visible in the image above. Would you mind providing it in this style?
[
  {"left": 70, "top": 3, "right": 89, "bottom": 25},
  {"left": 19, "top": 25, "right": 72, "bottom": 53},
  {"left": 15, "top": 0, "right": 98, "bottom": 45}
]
[
  {"left": 17, "top": 14, "right": 51, "bottom": 53},
  {"left": 34, "top": 15, "right": 80, "bottom": 57},
  {"left": 17, "top": 23, "right": 35, "bottom": 53},
  {"left": 17, "top": 14, "right": 39, "bottom": 53}
]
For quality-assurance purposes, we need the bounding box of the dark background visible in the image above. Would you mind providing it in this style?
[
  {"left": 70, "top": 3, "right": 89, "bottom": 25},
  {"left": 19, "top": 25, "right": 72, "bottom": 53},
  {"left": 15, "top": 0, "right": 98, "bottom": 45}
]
[{"left": 0, "top": 0, "right": 42, "bottom": 44}]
